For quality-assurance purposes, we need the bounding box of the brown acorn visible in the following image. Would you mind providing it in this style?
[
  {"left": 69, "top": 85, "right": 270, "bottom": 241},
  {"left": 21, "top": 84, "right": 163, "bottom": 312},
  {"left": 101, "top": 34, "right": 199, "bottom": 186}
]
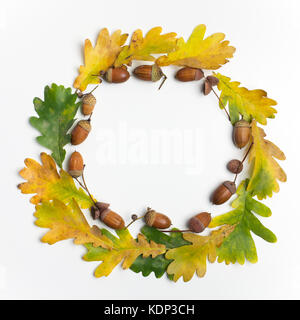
[
  {"left": 212, "top": 181, "right": 236, "bottom": 205},
  {"left": 233, "top": 120, "right": 251, "bottom": 149},
  {"left": 82, "top": 93, "right": 96, "bottom": 115},
  {"left": 175, "top": 67, "right": 204, "bottom": 82},
  {"left": 227, "top": 159, "right": 243, "bottom": 174},
  {"left": 188, "top": 212, "right": 211, "bottom": 233},
  {"left": 71, "top": 120, "right": 91, "bottom": 145},
  {"left": 100, "top": 209, "right": 125, "bottom": 230},
  {"left": 133, "top": 64, "right": 167, "bottom": 89},
  {"left": 144, "top": 208, "right": 171, "bottom": 229},
  {"left": 68, "top": 151, "right": 84, "bottom": 177},
  {"left": 104, "top": 67, "right": 130, "bottom": 83},
  {"left": 92, "top": 202, "right": 124, "bottom": 229}
]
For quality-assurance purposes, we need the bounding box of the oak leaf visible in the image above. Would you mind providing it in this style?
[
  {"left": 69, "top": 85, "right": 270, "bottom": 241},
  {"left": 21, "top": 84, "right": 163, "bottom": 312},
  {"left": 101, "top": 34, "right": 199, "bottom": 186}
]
[
  {"left": 18, "top": 153, "right": 93, "bottom": 208},
  {"left": 247, "top": 120, "right": 286, "bottom": 199},
  {"left": 35, "top": 199, "right": 113, "bottom": 249},
  {"left": 114, "top": 27, "right": 177, "bottom": 67},
  {"left": 74, "top": 28, "right": 128, "bottom": 91},
  {"left": 215, "top": 73, "right": 277, "bottom": 125},
  {"left": 165, "top": 225, "right": 235, "bottom": 282},
  {"left": 130, "top": 226, "right": 190, "bottom": 279},
  {"left": 84, "top": 228, "right": 166, "bottom": 278},
  {"left": 210, "top": 180, "right": 277, "bottom": 265},
  {"left": 156, "top": 24, "right": 235, "bottom": 69},
  {"left": 30, "top": 84, "right": 80, "bottom": 168}
]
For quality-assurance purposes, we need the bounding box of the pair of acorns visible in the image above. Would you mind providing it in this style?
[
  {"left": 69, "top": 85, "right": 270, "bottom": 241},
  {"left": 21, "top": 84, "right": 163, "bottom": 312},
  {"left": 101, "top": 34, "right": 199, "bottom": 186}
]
[
  {"left": 144, "top": 208, "right": 212, "bottom": 234},
  {"left": 70, "top": 91, "right": 96, "bottom": 145}
]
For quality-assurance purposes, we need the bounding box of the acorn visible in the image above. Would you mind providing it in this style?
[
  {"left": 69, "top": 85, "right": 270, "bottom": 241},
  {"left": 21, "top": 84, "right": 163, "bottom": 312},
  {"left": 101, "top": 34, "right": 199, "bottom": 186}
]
[
  {"left": 104, "top": 67, "right": 130, "bottom": 83},
  {"left": 133, "top": 64, "right": 167, "bottom": 89},
  {"left": 82, "top": 93, "right": 96, "bottom": 115},
  {"left": 212, "top": 181, "right": 236, "bottom": 205},
  {"left": 68, "top": 151, "right": 84, "bottom": 177},
  {"left": 144, "top": 208, "right": 171, "bottom": 229},
  {"left": 233, "top": 120, "right": 251, "bottom": 149},
  {"left": 93, "top": 202, "right": 124, "bottom": 230},
  {"left": 175, "top": 67, "right": 204, "bottom": 82},
  {"left": 71, "top": 120, "right": 91, "bottom": 145},
  {"left": 100, "top": 209, "right": 125, "bottom": 230},
  {"left": 227, "top": 159, "right": 243, "bottom": 174},
  {"left": 188, "top": 212, "right": 211, "bottom": 233}
]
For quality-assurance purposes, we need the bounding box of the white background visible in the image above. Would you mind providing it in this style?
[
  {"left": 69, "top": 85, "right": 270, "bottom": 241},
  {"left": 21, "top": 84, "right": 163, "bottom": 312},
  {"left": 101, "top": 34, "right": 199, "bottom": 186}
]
[{"left": 1, "top": 0, "right": 299, "bottom": 300}]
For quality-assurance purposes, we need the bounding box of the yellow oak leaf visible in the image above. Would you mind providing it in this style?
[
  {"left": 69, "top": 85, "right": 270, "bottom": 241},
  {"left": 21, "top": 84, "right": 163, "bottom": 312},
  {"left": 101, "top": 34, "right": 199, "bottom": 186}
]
[
  {"left": 165, "top": 225, "right": 235, "bottom": 282},
  {"left": 247, "top": 120, "right": 286, "bottom": 199},
  {"left": 18, "top": 152, "right": 93, "bottom": 208},
  {"left": 215, "top": 73, "right": 277, "bottom": 125},
  {"left": 35, "top": 199, "right": 113, "bottom": 249},
  {"left": 114, "top": 27, "right": 177, "bottom": 67},
  {"left": 73, "top": 28, "right": 128, "bottom": 91},
  {"left": 84, "top": 228, "right": 166, "bottom": 277},
  {"left": 156, "top": 24, "right": 235, "bottom": 69}
]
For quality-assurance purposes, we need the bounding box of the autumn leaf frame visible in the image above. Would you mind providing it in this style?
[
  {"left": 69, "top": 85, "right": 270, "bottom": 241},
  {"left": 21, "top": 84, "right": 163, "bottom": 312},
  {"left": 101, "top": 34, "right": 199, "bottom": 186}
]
[{"left": 18, "top": 25, "right": 286, "bottom": 282}]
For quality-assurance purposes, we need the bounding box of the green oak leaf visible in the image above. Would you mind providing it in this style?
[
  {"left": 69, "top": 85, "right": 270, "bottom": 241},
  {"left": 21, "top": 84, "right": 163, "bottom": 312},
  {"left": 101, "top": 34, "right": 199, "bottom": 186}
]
[
  {"left": 130, "top": 226, "right": 191, "bottom": 279},
  {"left": 83, "top": 228, "right": 166, "bottom": 278},
  {"left": 210, "top": 179, "right": 277, "bottom": 265},
  {"left": 30, "top": 84, "right": 81, "bottom": 168}
]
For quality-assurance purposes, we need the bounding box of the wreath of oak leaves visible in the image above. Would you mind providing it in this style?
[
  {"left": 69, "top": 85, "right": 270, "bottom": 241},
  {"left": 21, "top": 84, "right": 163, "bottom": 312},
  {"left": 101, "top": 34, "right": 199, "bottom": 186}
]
[{"left": 18, "top": 25, "right": 286, "bottom": 282}]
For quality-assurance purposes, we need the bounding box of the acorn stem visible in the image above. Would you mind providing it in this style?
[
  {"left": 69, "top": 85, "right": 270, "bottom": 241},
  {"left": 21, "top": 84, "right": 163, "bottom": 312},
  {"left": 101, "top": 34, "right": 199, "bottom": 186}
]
[
  {"left": 125, "top": 215, "right": 145, "bottom": 229},
  {"left": 87, "top": 85, "right": 99, "bottom": 95},
  {"left": 158, "top": 75, "right": 167, "bottom": 90},
  {"left": 74, "top": 177, "right": 87, "bottom": 191},
  {"left": 233, "top": 142, "right": 254, "bottom": 183},
  {"left": 210, "top": 85, "right": 231, "bottom": 122},
  {"left": 75, "top": 89, "right": 82, "bottom": 98}
]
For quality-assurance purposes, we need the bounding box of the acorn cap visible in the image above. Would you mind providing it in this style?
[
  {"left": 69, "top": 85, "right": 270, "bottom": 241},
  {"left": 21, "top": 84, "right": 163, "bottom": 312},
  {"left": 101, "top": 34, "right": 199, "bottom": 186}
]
[
  {"left": 234, "top": 120, "right": 250, "bottom": 128},
  {"left": 95, "top": 202, "right": 110, "bottom": 212},
  {"left": 82, "top": 93, "right": 96, "bottom": 105},
  {"left": 203, "top": 80, "right": 212, "bottom": 95},
  {"left": 151, "top": 64, "right": 164, "bottom": 82},
  {"left": 206, "top": 76, "right": 219, "bottom": 86},
  {"left": 78, "top": 120, "right": 91, "bottom": 132},
  {"left": 223, "top": 181, "right": 237, "bottom": 194},
  {"left": 227, "top": 159, "right": 243, "bottom": 174},
  {"left": 91, "top": 206, "right": 100, "bottom": 220},
  {"left": 144, "top": 209, "right": 156, "bottom": 227}
]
